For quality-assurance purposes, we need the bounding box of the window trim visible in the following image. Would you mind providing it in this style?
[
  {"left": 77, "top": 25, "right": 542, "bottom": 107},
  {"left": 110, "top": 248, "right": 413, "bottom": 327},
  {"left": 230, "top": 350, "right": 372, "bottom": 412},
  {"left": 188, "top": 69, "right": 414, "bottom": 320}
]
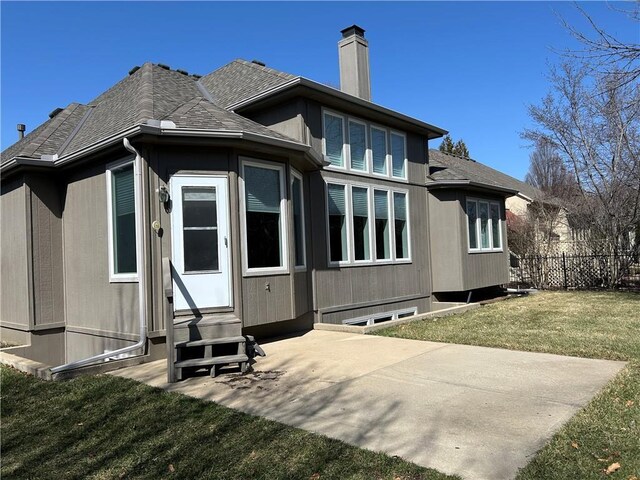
[
  {"left": 239, "top": 157, "right": 289, "bottom": 276},
  {"left": 325, "top": 178, "right": 411, "bottom": 267},
  {"left": 106, "top": 156, "right": 139, "bottom": 283},
  {"left": 466, "top": 197, "right": 504, "bottom": 253},
  {"left": 291, "top": 168, "right": 307, "bottom": 272}
]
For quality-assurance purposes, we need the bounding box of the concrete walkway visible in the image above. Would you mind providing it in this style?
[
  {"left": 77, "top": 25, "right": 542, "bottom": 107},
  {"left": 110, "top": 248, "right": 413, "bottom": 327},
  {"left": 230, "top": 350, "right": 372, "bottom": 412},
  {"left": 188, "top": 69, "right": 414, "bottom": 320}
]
[{"left": 112, "top": 330, "right": 625, "bottom": 480}]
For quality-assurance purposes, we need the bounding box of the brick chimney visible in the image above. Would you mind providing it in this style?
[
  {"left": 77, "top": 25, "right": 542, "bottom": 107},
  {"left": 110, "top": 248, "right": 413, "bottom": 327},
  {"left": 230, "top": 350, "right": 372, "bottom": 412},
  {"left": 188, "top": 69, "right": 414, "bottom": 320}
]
[{"left": 338, "top": 25, "right": 371, "bottom": 101}]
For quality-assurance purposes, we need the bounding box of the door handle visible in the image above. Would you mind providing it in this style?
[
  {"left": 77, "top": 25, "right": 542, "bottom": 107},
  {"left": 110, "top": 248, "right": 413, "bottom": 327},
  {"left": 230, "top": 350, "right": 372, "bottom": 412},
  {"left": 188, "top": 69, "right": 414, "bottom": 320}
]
[{"left": 224, "top": 236, "right": 228, "bottom": 248}]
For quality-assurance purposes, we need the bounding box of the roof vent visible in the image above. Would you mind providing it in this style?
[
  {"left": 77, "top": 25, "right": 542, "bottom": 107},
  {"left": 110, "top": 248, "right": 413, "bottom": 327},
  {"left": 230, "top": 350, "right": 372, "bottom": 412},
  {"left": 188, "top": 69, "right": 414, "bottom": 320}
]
[
  {"left": 17, "top": 123, "right": 26, "bottom": 140},
  {"left": 251, "top": 60, "right": 266, "bottom": 67},
  {"left": 129, "top": 66, "right": 140, "bottom": 75},
  {"left": 48, "top": 108, "right": 64, "bottom": 119},
  {"left": 157, "top": 63, "right": 170, "bottom": 70},
  {"left": 176, "top": 69, "right": 189, "bottom": 76},
  {"left": 191, "top": 74, "right": 202, "bottom": 79}
]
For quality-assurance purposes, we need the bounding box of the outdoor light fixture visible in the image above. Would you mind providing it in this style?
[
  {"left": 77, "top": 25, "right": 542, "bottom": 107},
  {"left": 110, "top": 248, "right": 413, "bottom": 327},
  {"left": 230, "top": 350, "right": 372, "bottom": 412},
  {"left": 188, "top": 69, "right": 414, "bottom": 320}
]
[{"left": 157, "top": 185, "right": 170, "bottom": 204}]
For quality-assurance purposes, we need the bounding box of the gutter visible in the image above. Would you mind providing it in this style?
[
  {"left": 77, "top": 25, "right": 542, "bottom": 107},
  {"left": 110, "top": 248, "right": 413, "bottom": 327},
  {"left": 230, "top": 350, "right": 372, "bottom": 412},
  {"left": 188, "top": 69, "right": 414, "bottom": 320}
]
[
  {"left": 51, "top": 137, "right": 148, "bottom": 374},
  {"left": 426, "top": 180, "right": 519, "bottom": 196}
]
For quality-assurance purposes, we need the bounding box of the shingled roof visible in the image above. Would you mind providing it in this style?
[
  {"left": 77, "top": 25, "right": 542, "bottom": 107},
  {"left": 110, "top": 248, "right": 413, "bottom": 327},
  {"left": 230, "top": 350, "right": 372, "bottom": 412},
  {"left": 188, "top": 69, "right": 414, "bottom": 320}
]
[
  {"left": 1, "top": 61, "right": 303, "bottom": 167},
  {"left": 428, "top": 149, "right": 534, "bottom": 197},
  {"left": 199, "top": 59, "right": 297, "bottom": 109}
]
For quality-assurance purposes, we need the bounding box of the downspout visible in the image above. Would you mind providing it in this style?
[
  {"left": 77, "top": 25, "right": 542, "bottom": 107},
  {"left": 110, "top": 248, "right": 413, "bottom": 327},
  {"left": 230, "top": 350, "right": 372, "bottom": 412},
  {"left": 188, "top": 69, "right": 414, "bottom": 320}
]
[{"left": 51, "top": 138, "right": 148, "bottom": 373}]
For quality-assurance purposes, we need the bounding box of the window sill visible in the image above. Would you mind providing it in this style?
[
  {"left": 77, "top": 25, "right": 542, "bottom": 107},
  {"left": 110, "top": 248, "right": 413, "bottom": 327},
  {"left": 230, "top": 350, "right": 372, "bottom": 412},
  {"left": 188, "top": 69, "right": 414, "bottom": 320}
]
[
  {"left": 109, "top": 275, "right": 139, "bottom": 283},
  {"left": 243, "top": 268, "right": 290, "bottom": 278},
  {"left": 467, "top": 249, "right": 504, "bottom": 254},
  {"left": 328, "top": 260, "right": 412, "bottom": 268}
]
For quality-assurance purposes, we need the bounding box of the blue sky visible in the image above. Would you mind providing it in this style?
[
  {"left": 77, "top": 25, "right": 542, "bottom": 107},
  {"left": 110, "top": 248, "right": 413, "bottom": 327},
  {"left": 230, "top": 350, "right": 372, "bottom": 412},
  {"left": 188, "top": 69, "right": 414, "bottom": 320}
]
[{"left": 1, "top": 2, "right": 636, "bottom": 180}]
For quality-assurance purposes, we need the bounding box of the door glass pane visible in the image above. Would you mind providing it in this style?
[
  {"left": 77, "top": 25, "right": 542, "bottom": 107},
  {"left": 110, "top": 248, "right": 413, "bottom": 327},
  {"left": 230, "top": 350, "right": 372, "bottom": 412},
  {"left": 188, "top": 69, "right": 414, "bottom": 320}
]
[
  {"left": 349, "top": 121, "right": 366, "bottom": 171},
  {"left": 184, "top": 230, "right": 219, "bottom": 272},
  {"left": 490, "top": 203, "right": 501, "bottom": 249},
  {"left": 183, "top": 188, "right": 217, "bottom": 228},
  {"left": 182, "top": 186, "right": 218, "bottom": 272}
]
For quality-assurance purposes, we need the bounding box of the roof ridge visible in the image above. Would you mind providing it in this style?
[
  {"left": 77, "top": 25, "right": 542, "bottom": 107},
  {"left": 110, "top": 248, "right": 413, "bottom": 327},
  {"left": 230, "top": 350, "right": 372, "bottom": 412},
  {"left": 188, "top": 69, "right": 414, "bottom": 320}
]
[
  {"left": 137, "top": 63, "right": 154, "bottom": 124},
  {"left": 232, "top": 59, "right": 295, "bottom": 81}
]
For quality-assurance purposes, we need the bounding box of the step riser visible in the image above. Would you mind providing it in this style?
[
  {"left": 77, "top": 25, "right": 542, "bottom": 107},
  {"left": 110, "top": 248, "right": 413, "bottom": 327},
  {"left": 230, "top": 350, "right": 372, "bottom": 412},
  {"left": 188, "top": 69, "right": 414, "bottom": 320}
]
[{"left": 174, "top": 323, "right": 242, "bottom": 343}]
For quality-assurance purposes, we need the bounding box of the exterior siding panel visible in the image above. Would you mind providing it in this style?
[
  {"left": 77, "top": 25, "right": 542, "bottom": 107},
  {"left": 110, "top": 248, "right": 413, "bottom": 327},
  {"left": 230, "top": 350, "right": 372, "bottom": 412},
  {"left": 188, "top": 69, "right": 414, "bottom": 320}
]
[{"left": 0, "top": 178, "right": 30, "bottom": 327}]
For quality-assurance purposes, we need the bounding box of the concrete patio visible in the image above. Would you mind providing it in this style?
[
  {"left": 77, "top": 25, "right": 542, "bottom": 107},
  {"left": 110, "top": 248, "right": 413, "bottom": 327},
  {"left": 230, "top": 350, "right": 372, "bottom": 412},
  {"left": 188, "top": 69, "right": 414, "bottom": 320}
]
[{"left": 112, "top": 330, "right": 625, "bottom": 480}]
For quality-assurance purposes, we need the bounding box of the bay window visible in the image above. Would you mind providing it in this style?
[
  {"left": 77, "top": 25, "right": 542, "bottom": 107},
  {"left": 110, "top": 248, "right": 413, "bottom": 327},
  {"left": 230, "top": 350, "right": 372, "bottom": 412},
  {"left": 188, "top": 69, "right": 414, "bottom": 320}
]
[{"left": 291, "top": 171, "right": 306, "bottom": 269}]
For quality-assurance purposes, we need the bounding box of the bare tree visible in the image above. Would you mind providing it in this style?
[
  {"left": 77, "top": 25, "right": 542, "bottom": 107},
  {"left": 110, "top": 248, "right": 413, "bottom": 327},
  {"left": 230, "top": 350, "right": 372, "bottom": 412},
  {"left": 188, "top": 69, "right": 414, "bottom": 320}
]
[
  {"left": 525, "top": 140, "right": 577, "bottom": 200},
  {"left": 560, "top": 3, "right": 640, "bottom": 91},
  {"left": 524, "top": 62, "right": 640, "bottom": 259}
]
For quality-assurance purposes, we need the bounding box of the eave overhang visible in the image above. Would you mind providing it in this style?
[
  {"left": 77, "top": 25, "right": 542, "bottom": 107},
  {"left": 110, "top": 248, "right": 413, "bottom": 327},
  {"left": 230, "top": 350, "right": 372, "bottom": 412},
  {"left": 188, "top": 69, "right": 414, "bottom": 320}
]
[
  {"left": 228, "top": 77, "right": 448, "bottom": 140},
  {"left": 1, "top": 124, "right": 326, "bottom": 176},
  {"left": 426, "top": 180, "right": 519, "bottom": 197}
]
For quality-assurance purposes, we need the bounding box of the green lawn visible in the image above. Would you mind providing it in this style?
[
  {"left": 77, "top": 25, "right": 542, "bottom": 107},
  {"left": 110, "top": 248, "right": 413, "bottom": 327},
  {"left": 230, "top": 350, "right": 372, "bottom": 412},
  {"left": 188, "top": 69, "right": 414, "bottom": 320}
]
[
  {"left": 376, "top": 291, "right": 640, "bottom": 480},
  {"left": 0, "top": 366, "right": 457, "bottom": 480}
]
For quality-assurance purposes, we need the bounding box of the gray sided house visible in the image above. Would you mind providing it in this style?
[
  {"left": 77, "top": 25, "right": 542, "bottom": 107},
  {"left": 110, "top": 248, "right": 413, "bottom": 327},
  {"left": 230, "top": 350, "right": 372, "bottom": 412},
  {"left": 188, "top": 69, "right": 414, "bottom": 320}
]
[{"left": 0, "top": 26, "right": 515, "bottom": 380}]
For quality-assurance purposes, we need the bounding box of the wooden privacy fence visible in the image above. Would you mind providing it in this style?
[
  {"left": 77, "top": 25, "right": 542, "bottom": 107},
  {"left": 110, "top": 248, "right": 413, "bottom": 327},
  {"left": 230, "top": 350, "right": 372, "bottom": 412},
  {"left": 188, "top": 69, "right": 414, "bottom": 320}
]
[{"left": 509, "top": 252, "right": 640, "bottom": 290}]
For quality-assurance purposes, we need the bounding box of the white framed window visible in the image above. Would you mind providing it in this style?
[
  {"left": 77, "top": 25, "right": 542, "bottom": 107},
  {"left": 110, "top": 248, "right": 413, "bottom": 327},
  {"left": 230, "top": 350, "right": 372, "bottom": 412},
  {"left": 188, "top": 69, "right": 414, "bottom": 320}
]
[
  {"left": 322, "top": 108, "right": 407, "bottom": 182},
  {"left": 291, "top": 169, "right": 306, "bottom": 270},
  {"left": 351, "top": 186, "right": 371, "bottom": 262},
  {"left": 326, "top": 180, "right": 410, "bottom": 267},
  {"left": 393, "top": 191, "right": 410, "bottom": 260},
  {"left": 342, "top": 306, "right": 418, "bottom": 326},
  {"left": 323, "top": 111, "right": 345, "bottom": 168},
  {"left": 240, "top": 158, "right": 288, "bottom": 275},
  {"left": 374, "top": 189, "right": 391, "bottom": 261},
  {"left": 348, "top": 119, "right": 368, "bottom": 172},
  {"left": 370, "top": 125, "right": 388, "bottom": 176},
  {"left": 390, "top": 131, "right": 407, "bottom": 179},
  {"left": 466, "top": 198, "right": 503, "bottom": 252},
  {"left": 327, "top": 182, "right": 349, "bottom": 265},
  {"left": 107, "top": 157, "right": 138, "bottom": 283}
]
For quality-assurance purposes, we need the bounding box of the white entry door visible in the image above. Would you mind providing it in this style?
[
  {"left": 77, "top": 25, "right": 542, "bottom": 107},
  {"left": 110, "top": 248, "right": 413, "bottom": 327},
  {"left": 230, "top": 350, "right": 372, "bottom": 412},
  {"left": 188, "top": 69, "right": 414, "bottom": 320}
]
[{"left": 170, "top": 175, "right": 231, "bottom": 311}]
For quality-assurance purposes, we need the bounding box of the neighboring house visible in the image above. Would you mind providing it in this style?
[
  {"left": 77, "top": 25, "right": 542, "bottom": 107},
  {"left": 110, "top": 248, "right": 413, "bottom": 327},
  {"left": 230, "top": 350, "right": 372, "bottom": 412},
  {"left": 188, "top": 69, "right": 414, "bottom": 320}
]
[{"left": 1, "top": 26, "right": 515, "bottom": 380}]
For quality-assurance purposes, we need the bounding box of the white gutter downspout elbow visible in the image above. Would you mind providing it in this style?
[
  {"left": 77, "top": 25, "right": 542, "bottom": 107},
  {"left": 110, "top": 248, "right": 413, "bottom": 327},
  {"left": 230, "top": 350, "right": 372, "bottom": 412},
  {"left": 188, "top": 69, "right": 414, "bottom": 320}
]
[{"left": 51, "top": 138, "right": 148, "bottom": 374}]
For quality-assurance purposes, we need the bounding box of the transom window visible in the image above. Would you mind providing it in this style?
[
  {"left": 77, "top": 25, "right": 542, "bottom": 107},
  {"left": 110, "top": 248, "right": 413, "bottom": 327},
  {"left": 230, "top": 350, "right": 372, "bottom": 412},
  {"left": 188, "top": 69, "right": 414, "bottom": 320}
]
[
  {"left": 467, "top": 198, "right": 503, "bottom": 252},
  {"left": 323, "top": 109, "right": 407, "bottom": 180},
  {"left": 107, "top": 159, "right": 138, "bottom": 282},
  {"left": 326, "top": 181, "right": 410, "bottom": 266},
  {"left": 241, "top": 159, "right": 288, "bottom": 274}
]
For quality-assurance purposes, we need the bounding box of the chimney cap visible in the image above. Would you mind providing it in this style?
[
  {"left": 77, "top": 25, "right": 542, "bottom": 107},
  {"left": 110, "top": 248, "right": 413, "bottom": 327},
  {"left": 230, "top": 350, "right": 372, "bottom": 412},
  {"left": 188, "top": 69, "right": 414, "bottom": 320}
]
[
  {"left": 341, "top": 25, "right": 365, "bottom": 39},
  {"left": 17, "top": 123, "right": 26, "bottom": 132}
]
